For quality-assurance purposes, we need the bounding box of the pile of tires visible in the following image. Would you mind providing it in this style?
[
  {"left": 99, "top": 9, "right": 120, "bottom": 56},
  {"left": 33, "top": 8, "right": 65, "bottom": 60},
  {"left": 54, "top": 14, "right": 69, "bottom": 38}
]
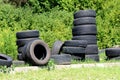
[
  {"left": 16, "top": 30, "right": 51, "bottom": 66},
  {"left": 72, "top": 10, "right": 99, "bottom": 61},
  {"left": 51, "top": 40, "right": 71, "bottom": 65},
  {"left": 105, "top": 48, "right": 120, "bottom": 60},
  {"left": 62, "top": 40, "right": 87, "bottom": 60}
]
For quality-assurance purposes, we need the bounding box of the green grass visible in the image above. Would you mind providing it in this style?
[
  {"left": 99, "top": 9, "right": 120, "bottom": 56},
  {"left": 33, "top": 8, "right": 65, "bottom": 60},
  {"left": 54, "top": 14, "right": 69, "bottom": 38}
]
[
  {"left": 0, "top": 53, "right": 120, "bottom": 80},
  {"left": 0, "top": 66, "right": 120, "bottom": 80}
]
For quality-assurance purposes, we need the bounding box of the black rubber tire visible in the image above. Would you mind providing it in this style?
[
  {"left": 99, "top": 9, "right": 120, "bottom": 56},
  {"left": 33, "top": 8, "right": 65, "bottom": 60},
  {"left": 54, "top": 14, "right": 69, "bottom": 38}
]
[
  {"left": 24, "top": 40, "right": 51, "bottom": 66},
  {"left": 72, "top": 35, "right": 97, "bottom": 44},
  {"left": 0, "top": 54, "right": 12, "bottom": 67},
  {"left": 74, "top": 10, "right": 96, "bottom": 19},
  {"left": 17, "top": 46, "right": 28, "bottom": 60},
  {"left": 16, "top": 38, "right": 40, "bottom": 47},
  {"left": 51, "top": 40, "right": 64, "bottom": 55},
  {"left": 72, "top": 25, "right": 97, "bottom": 35},
  {"left": 16, "top": 30, "right": 39, "bottom": 39},
  {"left": 85, "top": 45, "right": 98, "bottom": 54},
  {"left": 63, "top": 40, "right": 87, "bottom": 48},
  {"left": 17, "top": 53, "right": 24, "bottom": 60},
  {"left": 105, "top": 48, "right": 120, "bottom": 57},
  {"left": 62, "top": 47, "right": 85, "bottom": 54},
  {"left": 71, "top": 54, "right": 85, "bottom": 60},
  {"left": 51, "top": 54, "right": 71, "bottom": 65},
  {"left": 109, "top": 56, "right": 120, "bottom": 60},
  {"left": 73, "top": 17, "right": 96, "bottom": 26},
  {"left": 85, "top": 54, "right": 99, "bottom": 62},
  {"left": 12, "top": 60, "right": 25, "bottom": 66},
  {"left": 17, "top": 46, "right": 24, "bottom": 53}
]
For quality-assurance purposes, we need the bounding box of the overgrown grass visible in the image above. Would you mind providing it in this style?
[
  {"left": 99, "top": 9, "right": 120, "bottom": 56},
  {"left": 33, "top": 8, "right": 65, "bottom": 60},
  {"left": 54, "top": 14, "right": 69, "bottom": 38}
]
[{"left": 0, "top": 66, "right": 120, "bottom": 80}]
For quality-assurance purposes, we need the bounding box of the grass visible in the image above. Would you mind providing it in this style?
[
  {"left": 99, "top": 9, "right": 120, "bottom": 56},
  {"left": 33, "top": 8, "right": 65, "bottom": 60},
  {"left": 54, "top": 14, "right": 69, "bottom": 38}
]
[
  {"left": 0, "top": 66, "right": 120, "bottom": 80},
  {"left": 0, "top": 52, "right": 120, "bottom": 80}
]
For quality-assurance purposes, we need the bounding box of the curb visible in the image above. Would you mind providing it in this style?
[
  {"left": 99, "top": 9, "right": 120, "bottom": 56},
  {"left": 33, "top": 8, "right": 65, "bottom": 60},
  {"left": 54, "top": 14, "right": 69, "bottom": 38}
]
[{"left": 10, "top": 62, "right": 120, "bottom": 73}]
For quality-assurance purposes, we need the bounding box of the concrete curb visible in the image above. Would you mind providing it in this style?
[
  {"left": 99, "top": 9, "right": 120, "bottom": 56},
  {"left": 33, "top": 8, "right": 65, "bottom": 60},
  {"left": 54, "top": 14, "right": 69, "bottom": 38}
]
[
  {"left": 10, "top": 62, "right": 120, "bottom": 73},
  {"left": 55, "top": 62, "right": 120, "bottom": 69}
]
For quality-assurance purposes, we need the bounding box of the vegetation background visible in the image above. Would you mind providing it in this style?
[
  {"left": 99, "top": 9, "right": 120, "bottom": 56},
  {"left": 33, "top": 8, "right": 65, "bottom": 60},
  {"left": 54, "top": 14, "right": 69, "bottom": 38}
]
[{"left": 0, "top": 0, "right": 120, "bottom": 59}]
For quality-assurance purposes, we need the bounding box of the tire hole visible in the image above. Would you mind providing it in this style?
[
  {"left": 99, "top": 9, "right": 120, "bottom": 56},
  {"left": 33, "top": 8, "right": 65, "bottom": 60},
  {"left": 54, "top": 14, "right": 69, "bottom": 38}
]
[
  {"left": 0, "top": 56, "right": 7, "bottom": 60},
  {"left": 34, "top": 44, "right": 46, "bottom": 60}
]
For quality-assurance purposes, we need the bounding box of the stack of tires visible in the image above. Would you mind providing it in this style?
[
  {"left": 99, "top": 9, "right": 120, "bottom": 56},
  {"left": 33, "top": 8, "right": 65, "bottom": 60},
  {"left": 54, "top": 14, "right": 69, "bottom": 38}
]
[
  {"left": 72, "top": 10, "right": 99, "bottom": 61},
  {"left": 16, "top": 30, "right": 51, "bottom": 66},
  {"left": 105, "top": 48, "right": 120, "bottom": 60},
  {"left": 16, "top": 30, "right": 40, "bottom": 61},
  {"left": 62, "top": 40, "right": 87, "bottom": 60}
]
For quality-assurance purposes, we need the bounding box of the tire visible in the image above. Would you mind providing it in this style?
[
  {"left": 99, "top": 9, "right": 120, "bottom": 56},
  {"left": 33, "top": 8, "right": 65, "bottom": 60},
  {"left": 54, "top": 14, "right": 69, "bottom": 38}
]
[
  {"left": 72, "top": 25, "right": 97, "bottom": 35},
  {"left": 62, "top": 47, "right": 85, "bottom": 54},
  {"left": 85, "top": 54, "right": 99, "bottom": 62},
  {"left": 17, "top": 47, "right": 24, "bottom": 53},
  {"left": 17, "top": 53, "right": 24, "bottom": 60},
  {"left": 16, "top": 38, "right": 40, "bottom": 47},
  {"left": 72, "top": 35, "right": 97, "bottom": 44},
  {"left": 0, "top": 54, "right": 12, "bottom": 67},
  {"left": 105, "top": 48, "right": 120, "bottom": 57},
  {"left": 24, "top": 40, "right": 51, "bottom": 66},
  {"left": 85, "top": 45, "right": 98, "bottom": 54},
  {"left": 16, "top": 30, "right": 39, "bottom": 39},
  {"left": 12, "top": 60, "right": 25, "bottom": 66},
  {"left": 109, "top": 56, "right": 120, "bottom": 60},
  {"left": 17, "top": 46, "right": 26, "bottom": 60},
  {"left": 51, "top": 40, "right": 64, "bottom": 55},
  {"left": 51, "top": 54, "right": 71, "bottom": 65},
  {"left": 74, "top": 10, "right": 96, "bottom": 19},
  {"left": 73, "top": 17, "right": 96, "bottom": 26},
  {"left": 63, "top": 40, "right": 87, "bottom": 48},
  {"left": 71, "top": 54, "right": 85, "bottom": 60}
]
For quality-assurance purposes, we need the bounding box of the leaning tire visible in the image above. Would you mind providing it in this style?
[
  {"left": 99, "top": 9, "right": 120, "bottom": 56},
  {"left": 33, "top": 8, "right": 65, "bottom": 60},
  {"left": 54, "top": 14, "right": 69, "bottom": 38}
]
[
  {"left": 72, "top": 25, "right": 97, "bottom": 35},
  {"left": 16, "top": 38, "right": 39, "bottom": 47},
  {"left": 51, "top": 40, "right": 64, "bottom": 55},
  {"left": 72, "top": 35, "right": 97, "bottom": 44},
  {"left": 0, "top": 54, "right": 12, "bottom": 67},
  {"left": 105, "top": 48, "right": 120, "bottom": 57},
  {"left": 16, "top": 30, "right": 39, "bottom": 39},
  {"left": 74, "top": 10, "right": 96, "bottom": 19},
  {"left": 51, "top": 54, "right": 71, "bottom": 65},
  {"left": 24, "top": 40, "right": 51, "bottom": 66},
  {"left": 73, "top": 17, "right": 96, "bottom": 26},
  {"left": 63, "top": 40, "right": 87, "bottom": 48},
  {"left": 62, "top": 47, "right": 85, "bottom": 54}
]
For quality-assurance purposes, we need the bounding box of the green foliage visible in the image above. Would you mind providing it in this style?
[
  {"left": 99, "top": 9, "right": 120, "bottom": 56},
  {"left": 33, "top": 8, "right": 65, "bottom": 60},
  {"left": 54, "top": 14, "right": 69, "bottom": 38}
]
[
  {"left": 97, "top": 0, "right": 120, "bottom": 49},
  {"left": 0, "top": 66, "right": 14, "bottom": 73},
  {"left": 47, "top": 59, "right": 55, "bottom": 71},
  {"left": 0, "top": 2, "right": 72, "bottom": 59}
]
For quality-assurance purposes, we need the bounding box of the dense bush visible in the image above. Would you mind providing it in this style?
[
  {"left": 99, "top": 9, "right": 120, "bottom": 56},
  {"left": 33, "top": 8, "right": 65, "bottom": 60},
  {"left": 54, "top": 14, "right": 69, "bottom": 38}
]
[
  {"left": 0, "top": 0, "right": 120, "bottom": 59},
  {"left": 0, "top": 1, "right": 73, "bottom": 59}
]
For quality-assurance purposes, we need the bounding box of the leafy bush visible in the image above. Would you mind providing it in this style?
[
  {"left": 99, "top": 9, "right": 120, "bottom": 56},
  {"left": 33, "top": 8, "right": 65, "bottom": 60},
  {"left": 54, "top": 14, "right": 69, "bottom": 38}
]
[
  {"left": 97, "top": 0, "right": 120, "bottom": 49},
  {"left": 0, "top": 2, "right": 73, "bottom": 59}
]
